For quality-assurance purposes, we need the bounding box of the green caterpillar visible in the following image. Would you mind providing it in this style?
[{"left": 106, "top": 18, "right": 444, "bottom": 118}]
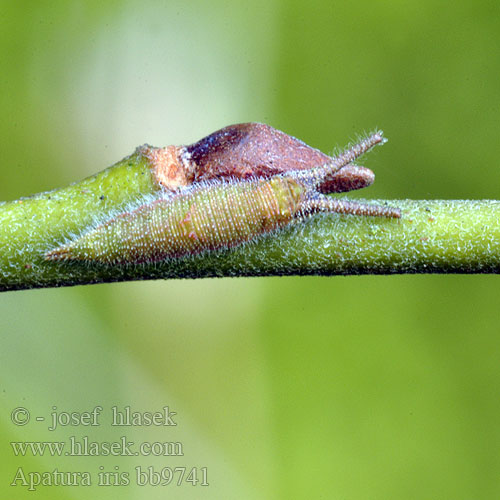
[{"left": 46, "top": 132, "right": 400, "bottom": 265}]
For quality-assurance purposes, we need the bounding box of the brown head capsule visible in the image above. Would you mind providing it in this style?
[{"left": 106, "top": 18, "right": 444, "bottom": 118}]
[{"left": 46, "top": 131, "right": 400, "bottom": 265}]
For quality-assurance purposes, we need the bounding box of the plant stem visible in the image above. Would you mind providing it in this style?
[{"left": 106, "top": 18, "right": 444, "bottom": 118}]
[{"left": 1, "top": 149, "right": 499, "bottom": 292}]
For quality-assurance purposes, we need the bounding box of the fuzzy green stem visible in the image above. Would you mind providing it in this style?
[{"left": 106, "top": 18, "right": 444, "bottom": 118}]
[{"left": 1, "top": 151, "right": 499, "bottom": 292}]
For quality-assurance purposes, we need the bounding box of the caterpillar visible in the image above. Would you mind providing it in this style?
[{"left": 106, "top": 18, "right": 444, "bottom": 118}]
[{"left": 45, "top": 131, "right": 400, "bottom": 265}]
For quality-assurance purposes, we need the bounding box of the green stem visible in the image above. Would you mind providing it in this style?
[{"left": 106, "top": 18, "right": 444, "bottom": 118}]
[{"left": 1, "top": 150, "right": 499, "bottom": 292}]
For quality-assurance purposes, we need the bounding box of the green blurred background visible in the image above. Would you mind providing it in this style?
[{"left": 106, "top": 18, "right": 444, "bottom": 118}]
[{"left": 2, "top": 1, "right": 500, "bottom": 498}]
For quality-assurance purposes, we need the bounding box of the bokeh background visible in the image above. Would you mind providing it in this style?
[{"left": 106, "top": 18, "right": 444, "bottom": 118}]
[{"left": 2, "top": 1, "right": 500, "bottom": 498}]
